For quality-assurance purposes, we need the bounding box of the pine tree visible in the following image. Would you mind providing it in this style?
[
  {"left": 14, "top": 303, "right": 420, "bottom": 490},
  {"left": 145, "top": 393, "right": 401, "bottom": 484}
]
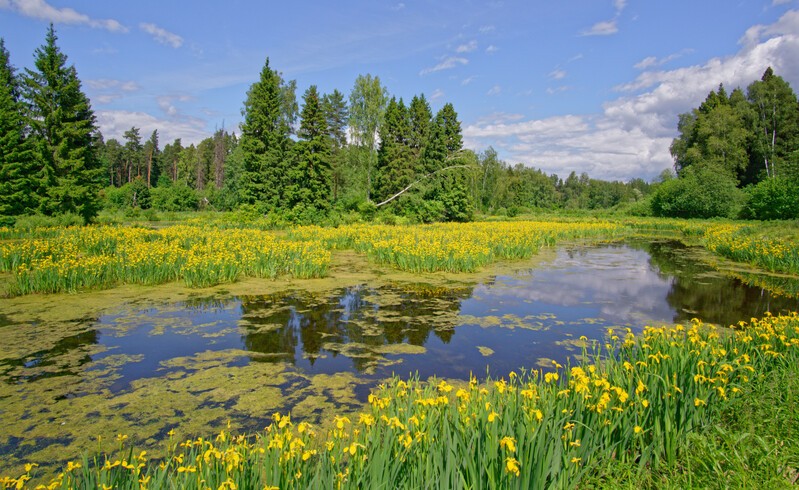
[
  {"left": 143, "top": 130, "right": 160, "bottom": 187},
  {"left": 23, "top": 25, "right": 102, "bottom": 222},
  {"left": 292, "top": 85, "right": 332, "bottom": 212},
  {"left": 0, "top": 38, "right": 36, "bottom": 222},
  {"left": 240, "top": 58, "right": 295, "bottom": 210},
  {"left": 322, "top": 90, "right": 349, "bottom": 202}
]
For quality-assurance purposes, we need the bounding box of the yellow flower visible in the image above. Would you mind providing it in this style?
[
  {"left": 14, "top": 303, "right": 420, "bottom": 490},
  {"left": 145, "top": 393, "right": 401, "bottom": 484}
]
[
  {"left": 24, "top": 463, "right": 38, "bottom": 473},
  {"left": 544, "top": 372, "right": 559, "bottom": 383},
  {"left": 634, "top": 426, "right": 643, "bottom": 435},
  {"left": 571, "top": 457, "right": 582, "bottom": 464},
  {"left": 505, "top": 457, "right": 521, "bottom": 477},
  {"left": 499, "top": 436, "right": 516, "bottom": 453},
  {"left": 487, "top": 411, "right": 499, "bottom": 423},
  {"left": 694, "top": 398, "right": 706, "bottom": 407}
]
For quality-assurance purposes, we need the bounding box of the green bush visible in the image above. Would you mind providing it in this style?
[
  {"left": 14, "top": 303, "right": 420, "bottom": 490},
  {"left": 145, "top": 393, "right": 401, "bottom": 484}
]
[
  {"left": 740, "top": 177, "right": 799, "bottom": 220},
  {"left": 151, "top": 183, "right": 199, "bottom": 212},
  {"left": 651, "top": 165, "right": 742, "bottom": 219}
]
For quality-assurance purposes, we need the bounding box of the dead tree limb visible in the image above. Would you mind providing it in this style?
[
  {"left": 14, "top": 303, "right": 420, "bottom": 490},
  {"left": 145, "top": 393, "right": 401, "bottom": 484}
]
[{"left": 374, "top": 164, "right": 477, "bottom": 207}]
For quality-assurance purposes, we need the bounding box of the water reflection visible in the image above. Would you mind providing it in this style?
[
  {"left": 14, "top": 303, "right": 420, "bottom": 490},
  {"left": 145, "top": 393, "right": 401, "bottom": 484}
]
[{"left": 2, "top": 240, "right": 799, "bottom": 474}]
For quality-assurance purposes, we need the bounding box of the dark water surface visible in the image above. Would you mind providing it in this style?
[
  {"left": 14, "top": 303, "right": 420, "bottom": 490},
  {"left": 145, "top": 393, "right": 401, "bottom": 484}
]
[{"left": 1, "top": 239, "right": 798, "bottom": 473}]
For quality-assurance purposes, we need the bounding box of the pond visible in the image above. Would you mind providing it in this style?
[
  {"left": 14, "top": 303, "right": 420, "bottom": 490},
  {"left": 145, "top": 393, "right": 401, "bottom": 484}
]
[{"left": 1, "top": 239, "right": 798, "bottom": 475}]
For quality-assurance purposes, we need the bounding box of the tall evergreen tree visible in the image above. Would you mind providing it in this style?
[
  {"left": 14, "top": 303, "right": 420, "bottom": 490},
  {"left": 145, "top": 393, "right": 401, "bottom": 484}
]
[
  {"left": 375, "top": 97, "right": 413, "bottom": 203},
  {"left": 123, "top": 126, "right": 142, "bottom": 183},
  {"left": 421, "top": 103, "right": 472, "bottom": 221},
  {"left": 408, "top": 94, "right": 432, "bottom": 174},
  {"left": 143, "top": 129, "right": 160, "bottom": 187},
  {"left": 23, "top": 25, "right": 102, "bottom": 222},
  {"left": 292, "top": 85, "right": 332, "bottom": 212},
  {"left": 239, "top": 58, "right": 295, "bottom": 210},
  {"left": 322, "top": 89, "right": 349, "bottom": 201},
  {"left": 0, "top": 38, "right": 36, "bottom": 221}
]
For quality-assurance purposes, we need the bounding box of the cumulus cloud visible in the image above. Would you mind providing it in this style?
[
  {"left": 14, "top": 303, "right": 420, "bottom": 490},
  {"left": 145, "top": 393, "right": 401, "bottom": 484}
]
[
  {"left": 140, "top": 22, "right": 183, "bottom": 48},
  {"left": 464, "top": 10, "right": 799, "bottom": 181},
  {"left": 0, "top": 0, "right": 127, "bottom": 32},
  {"left": 96, "top": 110, "right": 209, "bottom": 145},
  {"left": 419, "top": 56, "right": 468, "bottom": 75},
  {"left": 485, "top": 44, "right": 498, "bottom": 54}
]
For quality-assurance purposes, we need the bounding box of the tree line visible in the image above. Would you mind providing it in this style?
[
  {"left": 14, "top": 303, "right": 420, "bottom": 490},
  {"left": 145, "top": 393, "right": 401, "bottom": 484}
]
[{"left": 3, "top": 26, "right": 794, "bottom": 226}]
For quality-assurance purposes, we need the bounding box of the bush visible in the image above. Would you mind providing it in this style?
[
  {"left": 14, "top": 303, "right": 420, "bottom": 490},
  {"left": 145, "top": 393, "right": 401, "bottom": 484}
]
[
  {"left": 651, "top": 165, "right": 742, "bottom": 219},
  {"left": 740, "top": 177, "right": 799, "bottom": 220},
  {"left": 151, "top": 183, "right": 199, "bottom": 212}
]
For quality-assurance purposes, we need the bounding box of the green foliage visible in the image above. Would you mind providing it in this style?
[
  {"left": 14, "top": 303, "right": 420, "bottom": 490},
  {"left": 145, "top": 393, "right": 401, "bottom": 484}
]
[
  {"left": 290, "top": 85, "right": 332, "bottom": 213},
  {"left": 151, "top": 182, "right": 199, "bottom": 212},
  {"left": 651, "top": 165, "right": 743, "bottom": 219},
  {"left": 0, "top": 39, "right": 37, "bottom": 221},
  {"left": 740, "top": 177, "right": 799, "bottom": 220},
  {"left": 23, "top": 25, "right": 103, "bottom": 224},
  {"left": 747, "top": 67, "right": 799, "bottom": 181},
  {"left": 348, "top": 74, "right": 389, "bottom": 200},
  {"left": 239, "top": 57, "right": 296, "bottom": 210}
]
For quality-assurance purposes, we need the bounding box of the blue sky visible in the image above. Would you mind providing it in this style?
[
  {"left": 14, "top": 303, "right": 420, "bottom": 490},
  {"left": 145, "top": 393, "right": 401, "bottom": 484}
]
[{"left": 1, "top": 0, "right": 798, "bottom": 181}]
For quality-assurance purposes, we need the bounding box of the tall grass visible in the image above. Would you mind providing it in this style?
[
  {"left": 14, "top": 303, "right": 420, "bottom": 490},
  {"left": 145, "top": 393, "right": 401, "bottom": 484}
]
[{"left": 7, "top": 312, "right": 798, "bottom": 489}]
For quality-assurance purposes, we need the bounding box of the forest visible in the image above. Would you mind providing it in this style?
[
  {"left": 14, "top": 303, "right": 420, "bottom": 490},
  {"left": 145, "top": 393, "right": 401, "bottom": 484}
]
[{"left": 1, "top": 25, "right": 798, "bottom": 227}]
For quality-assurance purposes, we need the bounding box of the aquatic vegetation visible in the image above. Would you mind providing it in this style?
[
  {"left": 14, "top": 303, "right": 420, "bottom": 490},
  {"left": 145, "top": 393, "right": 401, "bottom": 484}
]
[
  {"left": 290, "top": 221, "right": 623, "bottom": 273},
  {"left": 7, "top": 312, "right": 798, "bottom": 488},
  {"left": 0, "top": 225, "right": 331, "bottom": 294},
  {"left": 703, "top": 224, "right": 799, "bottom": 275}
]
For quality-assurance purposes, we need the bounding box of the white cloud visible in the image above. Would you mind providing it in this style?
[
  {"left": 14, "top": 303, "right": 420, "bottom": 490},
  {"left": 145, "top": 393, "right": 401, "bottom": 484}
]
[
  {"left": 479, "top": 25, "right": 495, "bottom": 33},
  {"left": 633, "top": 49, "right": 693, "bottom": 70},
  {"left": 87, "top": 79, "right": 140, "bottom": 92},
  {"left": 391, "top": 2, "right": 406, "bottom": 11},
  {"left": 419, "top": 56, "right": 468, "bottom": 75},
  {"left": 0, "top": 0, "right": 127, "bottom": 32},
  {"left": 581, "top": 19, "right": 618, "bottom": 36},
  {"left": 157, "top": 95, "right": 193, "bottom": 117},
  {"left": 96, "top": 110, "right": 208, "bottom": 145},
  {"left": 549, "top": 69, "right": 567, "bottom": 80},
  {"left": 140, "top": 22, "right": 183, "bottom": 49},
  {"left": 464, "top": 10, "right": 799, "bottom": 181},
  {"left": 456, "top": 40, "right": 478, "bottom": 53},
  {"left": 486, "top": 85, "right": 502, "bottom": 96},
  {"left": 430, "top": 88, "right": 445, "bottom": 101},
  {"left": 461, "top": 75, "right": 476, "bottom": 85},
  {"left": 485, "top": 44, "right": 498, "bottom": 54}
]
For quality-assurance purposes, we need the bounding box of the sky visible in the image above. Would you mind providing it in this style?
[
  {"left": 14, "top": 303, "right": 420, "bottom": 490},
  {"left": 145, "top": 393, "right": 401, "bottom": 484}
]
[{"left": 1, "top": 0, "right": 798, "bottom": 182}]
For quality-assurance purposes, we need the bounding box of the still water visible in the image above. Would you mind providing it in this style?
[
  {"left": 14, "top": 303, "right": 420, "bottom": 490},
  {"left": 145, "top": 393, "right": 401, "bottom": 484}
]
[{"left": 1, "top": 239, "right": 797, "bottom": 473}]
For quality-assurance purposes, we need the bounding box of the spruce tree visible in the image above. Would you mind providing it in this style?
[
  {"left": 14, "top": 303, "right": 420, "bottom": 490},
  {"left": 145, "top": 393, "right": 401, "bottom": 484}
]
[
  {"left": 0, "top": 38, "right": 36, "bottom": 222},
  {"left": 292, "top": 85, "right": 332, "bottom": 213},
  {"left": 408, "top": 94, "right": 432, "bottom": 174},
  {"left": 23, "top": 25, "right": 102, "bottom": 222},
  {"left": 239, "top": 58, "right": 295, "bottom": 211},
  {"left": 375, "top": 97, "right": 413, "bottom": 203}
]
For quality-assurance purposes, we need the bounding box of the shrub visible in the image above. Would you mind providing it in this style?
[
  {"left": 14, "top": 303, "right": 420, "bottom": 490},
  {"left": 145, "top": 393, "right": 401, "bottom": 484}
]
[{"left": 740, "top": 177, "right": 799, "bottom": 220}]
